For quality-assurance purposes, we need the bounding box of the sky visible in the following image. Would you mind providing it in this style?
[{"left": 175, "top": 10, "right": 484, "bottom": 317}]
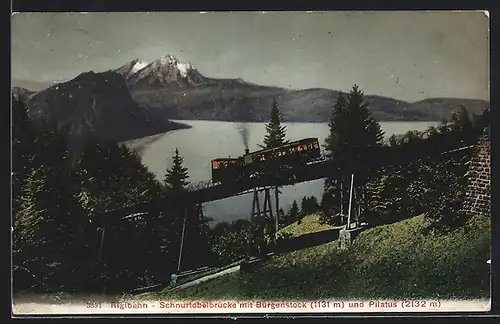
[{"left": 11, "top": 11, "right": 489, "bottom": 102}]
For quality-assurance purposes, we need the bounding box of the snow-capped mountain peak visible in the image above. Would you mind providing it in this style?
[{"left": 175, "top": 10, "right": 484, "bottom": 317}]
[
  {"left": 155, "top": 54, "right": 195, "bottom": 77},
  {"left": 177, "top": 62, "right": 193, "bottom": 77},
  {"left": 125, "top": 53, "right": 203, "bottom": 89},
  {"left": 131, "top": 60, "right": 149, "bottom": 74}
]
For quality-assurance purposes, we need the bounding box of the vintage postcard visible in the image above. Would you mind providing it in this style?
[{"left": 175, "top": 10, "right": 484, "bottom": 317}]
[{"left": 11, "top": 11, "right": 491, "bottom": 316}]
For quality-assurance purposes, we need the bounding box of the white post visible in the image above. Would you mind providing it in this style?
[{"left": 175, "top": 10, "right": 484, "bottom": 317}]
[
  {"left": 98, "top": 226, "right": 106, "bottom": 261},
  {"left": 177, "top": 208, "right": 187, "bottom": 273},
  {"left": 347, "top": 173, "right": 355, "bottom": 230},
  {"left": 274, "top": 186, "right": 279, "bottom": 245},
  {"left": 340, "top": 177, "right": 344, "bottom": 224}
]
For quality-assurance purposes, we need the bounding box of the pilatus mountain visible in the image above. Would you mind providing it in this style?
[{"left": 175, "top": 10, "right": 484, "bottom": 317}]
[
  {"left": 14, "top": 70, "right": 189, "bottom": 148},
  {"left": 14, "top": 53, "right": 490, "bottom": 146},
  {"left": 114, "top": 54, "right": 489, "bottom": 123}
]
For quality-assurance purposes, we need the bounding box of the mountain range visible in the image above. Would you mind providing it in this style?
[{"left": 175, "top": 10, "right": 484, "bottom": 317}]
[
  {"left": 12, "top": 70, "right": 190, "bottom": 149},
  {"left": 12, "top": 53, "right": 490, "bottom": 146}
]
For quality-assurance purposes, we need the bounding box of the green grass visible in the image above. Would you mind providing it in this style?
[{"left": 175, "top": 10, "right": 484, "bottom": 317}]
[
  {"left": 139, "top": 214, "right": 491, "bottom": 301},
  {"left": 278, "top": 213, "right": 343, "bottom": 237}
]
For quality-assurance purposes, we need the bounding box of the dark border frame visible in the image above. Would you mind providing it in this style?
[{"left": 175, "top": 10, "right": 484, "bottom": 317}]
[{"left": 8, "top": 0, "right": 499, "bottom": 319}]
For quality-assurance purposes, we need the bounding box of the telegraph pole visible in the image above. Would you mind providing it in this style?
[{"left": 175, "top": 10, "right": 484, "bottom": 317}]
[
  {"left": 274, "top": 185, "right": 279, "bottom": 246},
  {"left": 177, "top": 208, "right": 187, "bottom": 273},
  {"left": 346, "top": 173, "right": 355, "bottom": 230},
  {"left": 98, "top": 226, "right": 106, "bottom": 262}
]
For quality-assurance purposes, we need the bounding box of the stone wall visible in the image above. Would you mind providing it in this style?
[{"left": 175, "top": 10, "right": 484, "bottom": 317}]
[{"left": 461, "top": 128, "right": 491, "bottom": 216}]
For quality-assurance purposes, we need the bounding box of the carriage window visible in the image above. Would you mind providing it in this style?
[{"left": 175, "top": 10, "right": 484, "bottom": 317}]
[
  {"left": 212, "top": 161, "right": 219, "bottom": 169},
  {"left": 314, "top": 142, "right": 319, "bottom": 148}
]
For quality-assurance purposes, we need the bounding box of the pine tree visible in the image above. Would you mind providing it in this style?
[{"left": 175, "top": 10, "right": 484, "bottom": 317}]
[
  {"left": 289, "top": 200, "right": 299, "bottom": 223},
  {"left": 260, "top": 98, "right": 288, "bottom": 149},
  {"left": 309, "top": 196, "right": 320, "bottom": 213},
  {"left": 15, "top": 161, "right": 88, "bottom": 290},
  {"left": 451, "top": 106, "right": 474, "bottom": 144},
  {"left": 301, "top": 196, "right": 308, "bottom": 215},
  {"left": 324, "top": 92, "right": 348, "bottom": 159},
  {"left": 322, "top": 85, "right": 385, "bottom": 225},
  {"left": 12, "top": 97, "right": 36, "bottom": 216},
  {"left": 323, "top": 92, "right": 348, "bottom": 223},
  {"left": 164, "top": 148, "right": 190, "bottom": 194},
  {"left": 320, "top": 191, "right": 335, "bottom": 223},
  {"left": 343, "top": 85, "right": 384, "bottom": 162}
]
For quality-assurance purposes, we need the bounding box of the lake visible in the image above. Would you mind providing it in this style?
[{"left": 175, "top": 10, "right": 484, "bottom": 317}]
[{"left": 139, "top": 120, "right": 439, "bottom": 225}]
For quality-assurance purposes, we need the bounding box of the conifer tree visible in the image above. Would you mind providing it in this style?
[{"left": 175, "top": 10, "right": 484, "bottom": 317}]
[
  {"left": 164, "top": 148, "right": 190, "bottom": 194},
  {"left": 301, "top": 196, "right": 308, "bottom": 215},
  {"left": 12, "top": 98, "right": 36, "bottom": 215},
  {"left": 289, "top": 200, "right": 299, "bottom": 224},
  {"left": 320, "top": 190, "right": 336, "bottom": 223},
  {"left": 309, "top": 196, "right": 320, "bottom": 213},
  {"left": 260, "top": 98, "right": 288, "bottom": 149},
  {"left": 322, "top": 85, "right": 385, "bottom": 224},
  {"left": 323, "top": 92, "right": 348, "bottom": 222},
  {"left": 324, "top": 92, "right": 348, "bottom": 159},
  {"left": 343, "top": 85, "right": 385, "bottom": 218}
]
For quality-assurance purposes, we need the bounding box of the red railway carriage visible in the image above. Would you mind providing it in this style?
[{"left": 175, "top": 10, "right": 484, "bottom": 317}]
[
  {"left": 210, "top": 158, "right": 239, "bottom": 184},
  {"left": 210, "top": 138, "right": 322, "bottom": 184}
]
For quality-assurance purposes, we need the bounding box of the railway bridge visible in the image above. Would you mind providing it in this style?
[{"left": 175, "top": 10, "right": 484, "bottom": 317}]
[
  {"left": 94, "top": 144, "right": 421, "bottom": 227},
  {"left": 94, "top": 142, "right": 468, "bottom": 271}
]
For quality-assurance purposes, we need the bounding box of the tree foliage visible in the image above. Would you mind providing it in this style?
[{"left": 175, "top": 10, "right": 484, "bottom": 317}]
[
  {"left": 322, "top": 85, "right": 384, "bottom": 225},
  {"left": 363, "top": 106, "right": 490, "bottom": 231},
  {"left": 11, "top": 96, "right": 210, "bottom": 294},
  {"left": 260, "top": 98, "right": 288, "bottom": 149},
  {"left": 164, "top": 148, "right": 190, "bottom": 194},
  {"left": 209, "top": 220, "right": 251, "bottom": 265},
  {"left": 289, "top": 200, "right": 300, "bottom": 224}
]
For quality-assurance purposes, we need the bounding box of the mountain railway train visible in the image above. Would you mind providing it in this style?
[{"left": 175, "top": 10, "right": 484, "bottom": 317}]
[{"left": 211, "top": 137, "right": 321, "bottom": 185}]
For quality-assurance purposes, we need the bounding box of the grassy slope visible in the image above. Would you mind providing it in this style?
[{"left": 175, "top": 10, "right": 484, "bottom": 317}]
[
  {"left": 141, "top": 214, "right": 491, "bottom": 301},
  {"left": 278, "top": 214, "right": 343, "bottom": 237}
]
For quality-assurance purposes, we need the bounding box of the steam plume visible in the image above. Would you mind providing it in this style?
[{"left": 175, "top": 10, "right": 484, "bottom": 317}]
[{"left": 236, "top": 123, "right": 250, "bottom": 151}]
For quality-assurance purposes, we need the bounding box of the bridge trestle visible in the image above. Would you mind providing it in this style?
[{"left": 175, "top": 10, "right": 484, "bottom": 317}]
[{"left": 247, "top": 186, "right": 280, "bottom": 258}]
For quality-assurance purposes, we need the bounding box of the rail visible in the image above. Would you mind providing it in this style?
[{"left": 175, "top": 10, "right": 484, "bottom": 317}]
[
  {"left": 183, "top": 152, "right": 328, "bottom": 193},
  {"left": 97, "top": 144, "right": 472, "bottom": 223}
]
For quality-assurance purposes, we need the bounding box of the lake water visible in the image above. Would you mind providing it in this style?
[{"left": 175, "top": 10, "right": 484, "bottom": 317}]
[{"left": 140, "top": 120, "right": 439, "bottom": 224}]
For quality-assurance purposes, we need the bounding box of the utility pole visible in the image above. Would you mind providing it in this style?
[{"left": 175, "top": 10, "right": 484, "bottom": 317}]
[
  {"left": 177, "top": 208, "right": 187, "bottom": 273},
  {"left": 274, "top": 185, "right": 279, "bottom": 246},
  {"left": 98, "top": 226, "right": 106, "bottom": 262},
  {"left": 247, "top": 189, "right": 258, "bottom": 259},
  {"left": 340, "top": 175, "right": 344, "bottom": 225},
  {"left": 346, "top": 173, "right": 355, "bottom": 230}
]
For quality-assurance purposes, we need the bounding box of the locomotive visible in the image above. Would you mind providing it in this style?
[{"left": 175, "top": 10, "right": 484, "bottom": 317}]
[{"left": 210, "top": 137, "right": 321, "bottom": 185}]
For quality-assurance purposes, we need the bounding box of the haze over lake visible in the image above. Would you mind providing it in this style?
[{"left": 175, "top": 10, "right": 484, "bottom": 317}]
[{"left": 140, "top": 120, "right": 440, "bottom": 224}]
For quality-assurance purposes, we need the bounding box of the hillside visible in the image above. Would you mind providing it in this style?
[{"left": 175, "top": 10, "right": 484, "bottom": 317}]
[
  {"left": 403, "top": 98, "right": 490, "bottom": 121},
  {"left": 278, "top": 214, "right": 341, "bottom": 238},
  {"left": 141, "top": 214, "right": 491, "bottom": 301},
  {"left": 23, "top": 70, "right": 190, "bottom": 148}
]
